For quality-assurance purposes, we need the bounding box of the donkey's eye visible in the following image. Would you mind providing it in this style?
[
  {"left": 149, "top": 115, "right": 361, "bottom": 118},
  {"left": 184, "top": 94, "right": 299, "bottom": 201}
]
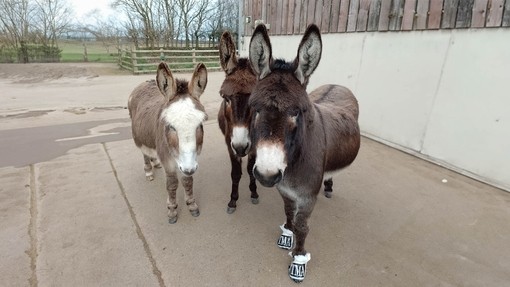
[{"left": 168, "top": 125, "right": 176, "bottom": 132}]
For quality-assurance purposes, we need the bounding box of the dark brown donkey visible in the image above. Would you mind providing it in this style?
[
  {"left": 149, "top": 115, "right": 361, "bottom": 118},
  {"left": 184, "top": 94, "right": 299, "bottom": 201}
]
[
  {"left": 248, "top": 24, "right": 360, "bottom": 282},
  {"left": 218, "top": 31, "right": 259, "bottom": 214},
  {"left": 128, "top": 62, "right": 208, "bottom": 224}
]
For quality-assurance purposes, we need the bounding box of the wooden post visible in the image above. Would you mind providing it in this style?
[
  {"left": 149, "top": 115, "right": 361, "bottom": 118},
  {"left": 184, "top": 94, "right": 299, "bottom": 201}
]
[
  {"left": 83, "top": 43, "right": 88, "bottom": 62},
  {"left": 192, "top": 49, "right": 196, "bottom": 66},
  {"left": 132, "top": 47, "right": 138, "bottom": 74},
  {"left": 160, "top": 48, "right": 165, "bottom": 62}
]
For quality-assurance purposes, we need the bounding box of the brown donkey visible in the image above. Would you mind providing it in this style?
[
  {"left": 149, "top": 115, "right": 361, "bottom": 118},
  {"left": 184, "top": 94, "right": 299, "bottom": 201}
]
[
  {"left": 218, "top": 31, "right": 259, "bottom": 214},
  {"left": 128, "top": 62, "right": 208, "bottom": 224},
  {"left": 248, "top": 24, "right": 360, "bottom": 282}
]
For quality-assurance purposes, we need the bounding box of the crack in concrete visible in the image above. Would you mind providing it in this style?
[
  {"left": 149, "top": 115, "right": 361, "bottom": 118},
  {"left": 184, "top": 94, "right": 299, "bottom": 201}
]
[
  {"left": 28, "top": 164, "right": 38, "bottom": 287},
  {"left": 102, "top": 143, "right": 166, "bottom": 287}
]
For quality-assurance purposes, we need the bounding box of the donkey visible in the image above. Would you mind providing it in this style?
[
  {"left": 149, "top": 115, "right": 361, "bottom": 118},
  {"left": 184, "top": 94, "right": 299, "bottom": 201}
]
[
  {"left": 218, "top": 31, "right": 259, "bottom": 214},
  {"left": 128, "top": 62, "right": 208, "bottom": 224},
  {"left": 248, "top": 24, "right": 360, "bottom": 282}
]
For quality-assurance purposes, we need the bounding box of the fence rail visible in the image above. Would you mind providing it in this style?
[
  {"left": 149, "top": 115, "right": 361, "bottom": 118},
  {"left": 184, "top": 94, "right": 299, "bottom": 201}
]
[
  {"left": 243, "top": 0, "right": 510, "bottom": 35},
  {"left": 119, "top": 48, "right": 221, "bottom": 74}
]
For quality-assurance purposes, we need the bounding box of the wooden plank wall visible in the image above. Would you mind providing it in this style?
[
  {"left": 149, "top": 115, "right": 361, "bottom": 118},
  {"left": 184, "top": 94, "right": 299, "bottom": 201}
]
[{"left": 243, "top": 0, "right": 510, "bottom": 35}]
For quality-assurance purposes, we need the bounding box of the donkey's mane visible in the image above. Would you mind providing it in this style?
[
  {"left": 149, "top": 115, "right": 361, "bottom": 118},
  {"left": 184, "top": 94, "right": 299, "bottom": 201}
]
[
  {"left": 236, "top": 58, "right": 252, "bottom": 71},
  {"left": 270, "top": 58, "right": 295, "bottom": 71},
  {"left": 221, "top": 57, "right": 257, "bottom": 96},
  {"left": 175, "top": 79, "right": 189, "bottom": 94},
  {"left": 147, "top": 78, "right": 190, "bottom": 95}
]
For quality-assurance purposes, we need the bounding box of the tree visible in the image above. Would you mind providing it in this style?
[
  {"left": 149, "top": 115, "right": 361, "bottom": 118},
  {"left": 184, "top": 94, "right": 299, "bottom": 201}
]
[
  {"left": 82, "top": 12, "right": 124, "bottom": 54},
  {"left": 113, "top": 0, "right": 157, "bottom": 48},
  {"left": 204, "top": 0, "right": 238, "bottom": 45},
  {"left": 109, "top": 0, "right": 239, "bottom": 48},
  {"left": 0, "top": 0, "right": 72, "bottom": 62},
  {"left": 190, "top": 0, "right": 212, "bottom": 48},
  {"left": 0, "top": 0, "right": 33, "bottom": 62},
  {"left": 158, "top": 0, "right": 176, "bottom": 47},
  {"left": 33, "top": 0, "right": 73, "bottom": 48}
]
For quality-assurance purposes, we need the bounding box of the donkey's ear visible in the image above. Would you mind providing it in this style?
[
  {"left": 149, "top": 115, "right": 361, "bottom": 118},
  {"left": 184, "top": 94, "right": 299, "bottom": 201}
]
[
  {"left": 294, "top": 24, "right": 322, "bottom": 85},
  {"left": 156, "top": 62, "right": 177, "bottom": 101},
  {"left": 189, "top": 63, "right": 208, "bottom": 99},
  {"left": 219, "top": 31, "right": 238, "bottom": 74},
  {"left": 249, "top": 24, "right": 272, "bottom": 80}
]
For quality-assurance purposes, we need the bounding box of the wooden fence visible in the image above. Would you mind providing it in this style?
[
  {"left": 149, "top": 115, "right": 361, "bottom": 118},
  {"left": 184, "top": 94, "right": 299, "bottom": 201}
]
[
  {"left": 242, "top": 0, "right": 510, "bottom": 35},
  {"left": 119, "top": 48, "right": 220, "bottom": 74}
]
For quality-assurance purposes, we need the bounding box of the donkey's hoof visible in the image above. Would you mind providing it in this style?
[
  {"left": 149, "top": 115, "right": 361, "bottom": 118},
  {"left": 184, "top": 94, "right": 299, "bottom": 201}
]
[
  {"left": 288, "top": 253, "right": 310, "bottom": 283},
  {"left": 288, "top": 263, "right": 306, "bottom": 283},
  {"left": 324, "top": 191, "right": 332, "bottom": 198},
  {"left": 168, "top": 216, "right": 178, "bottom": 224},
  {"left": 190, "top": 209, "right": 200, "bottom": 217},
  {"left": 278, "top": 224, "right": 294, "bottom": 250},
  {"left": 251, "top": 197, "right": 259, "bottom": 205},
  {"left": 226, "top": 206, "right": 236, "bottom": 214}
]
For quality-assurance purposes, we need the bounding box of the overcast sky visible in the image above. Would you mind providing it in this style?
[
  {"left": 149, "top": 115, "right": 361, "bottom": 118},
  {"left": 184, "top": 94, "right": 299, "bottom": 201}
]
[{"left": 68, "top": 0, "right": 116, "bottom": 23}]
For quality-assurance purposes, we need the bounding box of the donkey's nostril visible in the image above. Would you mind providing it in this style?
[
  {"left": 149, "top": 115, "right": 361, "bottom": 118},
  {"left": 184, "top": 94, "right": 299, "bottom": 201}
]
[
  {"left": 179, "top": 165, "right": 197, "bottom": 177},
  {"left": 232, "top": 143, "right": 250, "bottom": 157}
]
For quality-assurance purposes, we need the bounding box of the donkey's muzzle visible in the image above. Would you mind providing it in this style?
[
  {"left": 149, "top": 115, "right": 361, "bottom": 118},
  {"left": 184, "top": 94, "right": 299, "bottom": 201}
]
[
  {"left": 178, "top": 151, "right": 198, "bottom": 176},
  {"left": 232, "top": 142, "right": 250, "bottom": 157},
  {"left": 179, "top": 165, "right": 197, "bottom": 177},
  {"left": 253, "top": 166, "right": 283, "bottom": 187}
]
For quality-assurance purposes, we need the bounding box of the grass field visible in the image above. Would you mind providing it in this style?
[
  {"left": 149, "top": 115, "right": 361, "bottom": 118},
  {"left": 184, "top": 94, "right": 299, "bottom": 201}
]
[
  {"left": 0, "top": 39, "right": 220, "bottom": 74},
  {"left": 59, "top": 40, "right": 119, "bottom": 63}
]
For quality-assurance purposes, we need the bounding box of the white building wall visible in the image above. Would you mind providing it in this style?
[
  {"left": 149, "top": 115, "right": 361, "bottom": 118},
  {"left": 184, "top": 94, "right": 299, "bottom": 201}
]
[{"left": 239, "top": 28, "right": 510, "bottom": 191}]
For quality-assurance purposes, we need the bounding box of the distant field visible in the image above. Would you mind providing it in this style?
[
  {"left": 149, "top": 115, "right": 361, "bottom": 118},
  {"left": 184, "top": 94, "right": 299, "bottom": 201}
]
[{"left": 58, "top": 40, "right": 119, "bottom": 63}]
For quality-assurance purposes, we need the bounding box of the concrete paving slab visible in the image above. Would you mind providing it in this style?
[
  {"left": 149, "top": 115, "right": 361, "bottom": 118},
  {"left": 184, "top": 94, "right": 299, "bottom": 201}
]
[
  {"left": 105, "top": 121, "right": 510, "bottom": 286},
  {"left": 34, "top": 144, "right": 159, "bottom": 286},
  {"left": 106, "top": 122, "right": 289, "bottom": 286},
  {"left": 0, "top": 166, "right": 32, "bottom": 285}
]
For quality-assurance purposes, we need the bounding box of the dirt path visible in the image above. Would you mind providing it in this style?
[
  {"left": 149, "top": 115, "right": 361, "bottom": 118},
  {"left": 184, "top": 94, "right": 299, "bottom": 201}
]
[{"left": 0, "top": 62, "right": 131, "bottom": 83}]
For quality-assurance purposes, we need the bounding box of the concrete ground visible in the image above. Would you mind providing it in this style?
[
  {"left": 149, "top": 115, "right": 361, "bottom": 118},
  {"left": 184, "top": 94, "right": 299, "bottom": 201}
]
[{"left": 1, "top": 64, "right": 510, "bottom": 286}]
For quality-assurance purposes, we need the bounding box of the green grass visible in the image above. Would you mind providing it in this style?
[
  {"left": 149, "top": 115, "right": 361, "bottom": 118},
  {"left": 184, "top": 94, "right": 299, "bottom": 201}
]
[
  {"left": 59, "top": 40, "right": 119, "bottom": 63},
  {"left": 0, "top": 40, "right": 221, "bottom": 64},
  {"left": 60, "top": 52, "right": 118, "bottom": 62}
]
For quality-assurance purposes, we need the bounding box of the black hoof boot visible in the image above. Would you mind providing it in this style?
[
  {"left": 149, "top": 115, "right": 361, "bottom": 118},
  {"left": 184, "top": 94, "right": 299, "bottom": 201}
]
[{"left": 288, "top": 253, "right": 311, "bottom": 283}]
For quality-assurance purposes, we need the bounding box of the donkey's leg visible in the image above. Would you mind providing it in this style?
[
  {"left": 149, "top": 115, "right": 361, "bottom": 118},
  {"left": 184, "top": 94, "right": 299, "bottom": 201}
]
[
  {"left": 247, "top": 153, "right": 259, "bottom": 204},
  {"left": 292, "top": 199, "right": 315, "bottom": 255},
  {"left": 143, "top": 155, "right": 154, "bottom": 181},
  {"left": 151, "top": 157, "right": 162, "bottom": 168},
  {"left": 277, "top": 196, "right": 296, "bottom": 250},
  {"left": 181, "top": 175, "right": 200, "bottom": 217},
  {"left": 288, "top": 196, "right": 317, "bottom": 283},
  {"left": 324, "top": 178, "right": 333, "bottom": 198},
  {"left": 166, "top": 171, "right": 179, "bottom": 224},
  {"left": 227, "top": 153, "right": 242, "bottom": 214}
]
